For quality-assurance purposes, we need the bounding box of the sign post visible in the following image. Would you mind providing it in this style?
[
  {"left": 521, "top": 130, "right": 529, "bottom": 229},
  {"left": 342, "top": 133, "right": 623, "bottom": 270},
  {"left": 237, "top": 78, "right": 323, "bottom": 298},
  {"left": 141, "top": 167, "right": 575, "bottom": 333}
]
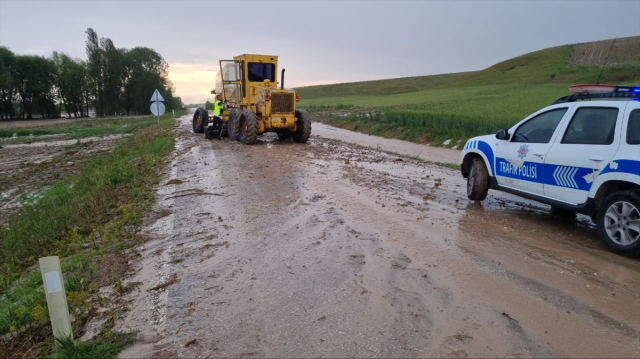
[
  {"left": 39, "top": 256, "right": 73, "bottom": 343},
  {"left": 150, "top": 89, "right": 166, "bottom": 128}
]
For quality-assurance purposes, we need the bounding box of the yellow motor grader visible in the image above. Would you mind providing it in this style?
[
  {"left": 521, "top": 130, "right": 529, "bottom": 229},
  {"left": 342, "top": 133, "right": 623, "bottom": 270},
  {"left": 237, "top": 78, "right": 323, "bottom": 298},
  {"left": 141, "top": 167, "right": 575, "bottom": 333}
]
[{"left": 192, "top": 54, "right": 311, "bottom": 144}]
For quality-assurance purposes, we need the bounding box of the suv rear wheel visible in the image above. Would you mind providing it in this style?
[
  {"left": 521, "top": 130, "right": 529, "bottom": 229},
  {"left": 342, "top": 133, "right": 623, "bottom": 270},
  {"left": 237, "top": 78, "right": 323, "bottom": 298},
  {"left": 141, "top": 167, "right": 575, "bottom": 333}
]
[
  {"left": 467, "top": 158, "right": 489, "bottom": 201},
  {"left": 597, "top": 191, "right": 640, "bottom": 255}
]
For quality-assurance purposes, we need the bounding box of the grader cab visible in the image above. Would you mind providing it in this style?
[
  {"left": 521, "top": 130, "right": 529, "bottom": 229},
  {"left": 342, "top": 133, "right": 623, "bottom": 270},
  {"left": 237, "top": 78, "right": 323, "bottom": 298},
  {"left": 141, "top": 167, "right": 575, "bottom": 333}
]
[{"left": 192, "top": 54, "right": 311, "bottom": 144}]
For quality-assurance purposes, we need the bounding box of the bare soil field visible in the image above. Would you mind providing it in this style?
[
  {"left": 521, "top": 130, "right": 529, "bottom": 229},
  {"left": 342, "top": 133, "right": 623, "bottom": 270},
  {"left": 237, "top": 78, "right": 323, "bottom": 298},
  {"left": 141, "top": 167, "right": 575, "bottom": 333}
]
[
  {"left": 569, "top": 35, "right": 640, "bottom": 66},
  {"left": 0, "top": 115, "right": 152, "bottom": 129},
  {"left": 112, "top": 113, "right": 640, "bottom": 358},
  {"left": 0, "top": 135, "right": 125, "bottom": 226},
  {"left": 0, "top": 118, "right": 82, "bottom": 129}
]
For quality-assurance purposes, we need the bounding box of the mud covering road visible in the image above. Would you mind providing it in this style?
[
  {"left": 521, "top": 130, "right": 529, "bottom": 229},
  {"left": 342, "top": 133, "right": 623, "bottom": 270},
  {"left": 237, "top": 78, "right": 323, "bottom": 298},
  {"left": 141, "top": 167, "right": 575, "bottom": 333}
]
[{"left": 117, "top": 112, "right": 640, "bottom": 358}]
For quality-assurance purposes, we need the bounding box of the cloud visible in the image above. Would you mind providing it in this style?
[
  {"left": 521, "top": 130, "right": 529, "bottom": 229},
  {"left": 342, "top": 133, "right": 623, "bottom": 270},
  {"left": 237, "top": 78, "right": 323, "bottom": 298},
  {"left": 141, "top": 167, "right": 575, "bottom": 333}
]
[{"left": 168, "top": 63, "right": 218, "bottom": 104}]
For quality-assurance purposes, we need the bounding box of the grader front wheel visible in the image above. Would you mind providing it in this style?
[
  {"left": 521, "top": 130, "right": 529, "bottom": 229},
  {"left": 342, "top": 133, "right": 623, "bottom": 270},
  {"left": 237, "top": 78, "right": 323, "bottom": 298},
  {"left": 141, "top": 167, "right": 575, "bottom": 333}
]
[
  {"left": 293, "top": 109, "right": 311, "bottom": 143},
  {"left": 238, "top": 110, "right": 258, "bottom": 145}
]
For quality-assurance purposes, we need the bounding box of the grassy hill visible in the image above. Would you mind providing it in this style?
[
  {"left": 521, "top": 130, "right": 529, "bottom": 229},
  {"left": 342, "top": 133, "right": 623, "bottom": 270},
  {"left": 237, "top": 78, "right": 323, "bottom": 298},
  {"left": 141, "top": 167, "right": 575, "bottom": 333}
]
[
  {"left": 295, "top": 71, "right": 474, "bottom": 98},
  {"left": 297, "top": 36, "right": 640, "bottom": 147}
]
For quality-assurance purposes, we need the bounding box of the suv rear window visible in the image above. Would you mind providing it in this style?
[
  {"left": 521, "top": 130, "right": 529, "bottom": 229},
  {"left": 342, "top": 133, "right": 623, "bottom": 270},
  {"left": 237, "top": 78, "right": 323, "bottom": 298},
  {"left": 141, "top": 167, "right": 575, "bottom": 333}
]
[
  {"left": 626, "top": 109, "right": 640, "bottom": 145},
  {"left": 562, "top": 107, "right": 618, "bottom": 145}
]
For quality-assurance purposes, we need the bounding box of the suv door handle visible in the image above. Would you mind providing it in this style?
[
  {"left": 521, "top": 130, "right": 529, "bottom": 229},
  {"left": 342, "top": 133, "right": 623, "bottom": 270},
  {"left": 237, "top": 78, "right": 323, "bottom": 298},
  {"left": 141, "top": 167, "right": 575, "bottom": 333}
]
[
  {"left": 532, "top": 153, "right": 544, "bottom": 157},
  {"left": 589, "top": 157, "right": 604, "bottom": 162}
]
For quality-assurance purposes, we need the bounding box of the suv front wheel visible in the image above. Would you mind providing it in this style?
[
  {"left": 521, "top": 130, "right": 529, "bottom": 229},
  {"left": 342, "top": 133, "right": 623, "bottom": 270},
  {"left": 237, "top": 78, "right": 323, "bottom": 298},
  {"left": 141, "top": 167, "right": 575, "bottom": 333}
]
[
  {"left": 597, "top": 191, "right": 640, "bottom": 255},
  {"left": 467, "top": 158, "right": 489, "bottom": 201}
]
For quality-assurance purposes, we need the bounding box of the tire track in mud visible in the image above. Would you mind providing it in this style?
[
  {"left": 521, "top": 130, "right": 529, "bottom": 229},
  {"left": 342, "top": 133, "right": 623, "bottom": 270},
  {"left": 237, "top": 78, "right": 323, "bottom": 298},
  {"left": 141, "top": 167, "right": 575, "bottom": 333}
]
[{"left": 116, "top": 116, "right": 640, "bottom": 358}]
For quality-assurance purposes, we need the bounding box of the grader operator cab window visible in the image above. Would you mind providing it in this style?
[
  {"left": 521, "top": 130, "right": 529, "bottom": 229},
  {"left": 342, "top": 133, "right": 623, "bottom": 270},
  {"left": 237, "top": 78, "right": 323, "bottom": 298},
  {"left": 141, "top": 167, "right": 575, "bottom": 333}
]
[
  {"left": 221, "top": 61, "right": 241, "bottom": 82},
  {"left": 219, "top": 61, "right": 242, "bottom": 103},
  {"left": 248, "top": 62, "right": 275, "bottom": 82}
]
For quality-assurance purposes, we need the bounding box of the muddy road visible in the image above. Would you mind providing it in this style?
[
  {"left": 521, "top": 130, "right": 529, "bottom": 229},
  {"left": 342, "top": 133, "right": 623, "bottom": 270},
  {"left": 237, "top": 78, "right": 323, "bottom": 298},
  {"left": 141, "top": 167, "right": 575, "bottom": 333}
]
[{"left": 117, "top": 113, "right": 640, "bottom": 358}]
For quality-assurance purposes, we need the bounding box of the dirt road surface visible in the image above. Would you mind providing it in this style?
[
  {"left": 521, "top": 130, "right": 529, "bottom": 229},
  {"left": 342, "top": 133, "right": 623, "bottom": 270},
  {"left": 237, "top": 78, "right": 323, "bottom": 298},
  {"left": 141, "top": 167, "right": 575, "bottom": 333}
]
[{"left": 117, "top": 113, "right": 640, "bottom": 358}]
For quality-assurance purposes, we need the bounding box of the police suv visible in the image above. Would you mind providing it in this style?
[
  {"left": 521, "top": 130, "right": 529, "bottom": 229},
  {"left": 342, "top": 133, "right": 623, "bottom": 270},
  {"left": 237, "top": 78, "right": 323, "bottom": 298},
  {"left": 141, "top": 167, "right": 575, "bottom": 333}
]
[{"left": 460, "top": 85, "right": 640, "bottom": 255}]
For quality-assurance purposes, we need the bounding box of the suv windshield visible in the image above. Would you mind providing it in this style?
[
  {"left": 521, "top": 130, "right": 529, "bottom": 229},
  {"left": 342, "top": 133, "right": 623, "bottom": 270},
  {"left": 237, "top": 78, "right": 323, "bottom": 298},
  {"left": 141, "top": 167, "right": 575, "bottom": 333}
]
[{"left": 248, "top": 62, "right": 275, "bottom": 82}]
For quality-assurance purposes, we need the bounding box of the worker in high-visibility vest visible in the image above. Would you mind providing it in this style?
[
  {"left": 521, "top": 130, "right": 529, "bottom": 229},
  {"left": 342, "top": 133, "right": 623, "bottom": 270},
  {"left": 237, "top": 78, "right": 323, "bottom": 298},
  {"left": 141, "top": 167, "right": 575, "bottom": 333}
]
[{"left": 212, "top": 94, "right": 224, "bottom": 139}]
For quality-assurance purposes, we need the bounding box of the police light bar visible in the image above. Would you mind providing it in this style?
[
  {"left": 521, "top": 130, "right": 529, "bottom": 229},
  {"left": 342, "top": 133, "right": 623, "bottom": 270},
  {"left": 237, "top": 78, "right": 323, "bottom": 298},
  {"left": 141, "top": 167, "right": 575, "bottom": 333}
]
[
  {"left": 552, "top": 84, "right": 640, "bottom": 104},
  {"left": 569, "top": 84, "right": 640, "bottom": 94}
]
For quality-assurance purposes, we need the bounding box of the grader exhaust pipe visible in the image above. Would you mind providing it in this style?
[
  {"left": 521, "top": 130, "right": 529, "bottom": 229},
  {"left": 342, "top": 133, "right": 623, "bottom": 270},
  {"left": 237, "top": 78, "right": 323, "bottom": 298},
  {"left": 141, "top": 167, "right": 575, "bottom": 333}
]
[{"left": 281, "top": 68, "right": 285, "bottom": 90}]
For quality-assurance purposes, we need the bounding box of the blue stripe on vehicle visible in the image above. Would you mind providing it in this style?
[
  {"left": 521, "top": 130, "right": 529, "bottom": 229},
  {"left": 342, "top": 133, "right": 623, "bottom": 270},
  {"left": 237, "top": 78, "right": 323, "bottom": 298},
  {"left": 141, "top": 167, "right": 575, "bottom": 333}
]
[
  {"left": 494, "top": 158, "right": 640, "bottom": 192},
  {"left": 477, "top": 141, "right": 495, "bottom": 175},
  {"left": 542, "top": 164, "right": 595, "bottom": 191},
  {"left": 495, "top": 158, "right": 544, "bottom": 184},
  {"left": 599, "top": 159, "right": 640, "bottom": 177}
]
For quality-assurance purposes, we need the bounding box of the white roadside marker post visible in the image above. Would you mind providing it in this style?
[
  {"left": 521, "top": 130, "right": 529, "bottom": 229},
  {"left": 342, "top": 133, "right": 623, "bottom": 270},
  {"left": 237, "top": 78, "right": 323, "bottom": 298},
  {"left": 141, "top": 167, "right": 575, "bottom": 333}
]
[{"left": 39, "top": 256, "right": 73, "bottom": 343}]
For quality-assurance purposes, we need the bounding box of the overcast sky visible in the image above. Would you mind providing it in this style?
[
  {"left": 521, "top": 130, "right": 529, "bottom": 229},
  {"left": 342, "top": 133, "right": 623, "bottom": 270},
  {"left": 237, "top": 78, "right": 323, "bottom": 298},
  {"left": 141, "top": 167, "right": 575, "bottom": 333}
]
[{"left": 1, "top": 0, "right": 639, "bottom": 104}]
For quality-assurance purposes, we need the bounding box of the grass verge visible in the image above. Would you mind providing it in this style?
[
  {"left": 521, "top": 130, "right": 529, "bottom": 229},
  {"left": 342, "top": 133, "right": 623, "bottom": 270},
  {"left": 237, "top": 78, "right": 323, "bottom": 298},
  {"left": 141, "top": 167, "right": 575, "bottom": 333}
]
[
  {"left": 51, "top": 332, "right": 135, "bottom": 359},
  {"left": 0, "top": 110, "right": 183, "bottom": 358}
]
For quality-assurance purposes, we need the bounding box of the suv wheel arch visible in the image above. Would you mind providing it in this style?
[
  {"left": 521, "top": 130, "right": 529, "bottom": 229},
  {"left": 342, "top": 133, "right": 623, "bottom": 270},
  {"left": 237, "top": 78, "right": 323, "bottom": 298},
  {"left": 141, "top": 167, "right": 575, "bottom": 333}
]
[
  {"left": 593, "top": 180, "right": 640, "bottom": 217},
  {"left": 462, "top": 152, "right": 489, "bottom": 178}
]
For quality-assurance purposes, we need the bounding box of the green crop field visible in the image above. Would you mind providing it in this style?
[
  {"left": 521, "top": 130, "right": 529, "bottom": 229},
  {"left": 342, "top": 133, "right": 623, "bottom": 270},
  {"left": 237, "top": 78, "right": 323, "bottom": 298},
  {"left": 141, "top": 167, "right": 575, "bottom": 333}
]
[{"left": 297, "top": 37, "right": 640, "bottom": 146}]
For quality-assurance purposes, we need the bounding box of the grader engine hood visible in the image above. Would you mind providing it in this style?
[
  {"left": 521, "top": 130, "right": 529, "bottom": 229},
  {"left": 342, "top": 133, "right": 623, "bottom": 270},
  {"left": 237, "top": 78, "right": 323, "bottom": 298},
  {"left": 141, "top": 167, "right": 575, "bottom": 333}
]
[
  {"left": 255, "top": 87, "right": 297, "bottom": 114},
  {"left": 270, "top": 90, "right": 296, "bottom": 114}
]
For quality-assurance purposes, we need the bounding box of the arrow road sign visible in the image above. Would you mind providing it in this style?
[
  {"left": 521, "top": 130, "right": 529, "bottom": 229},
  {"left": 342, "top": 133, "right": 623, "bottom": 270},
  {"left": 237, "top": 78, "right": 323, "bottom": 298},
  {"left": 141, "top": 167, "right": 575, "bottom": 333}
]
[{"left": 150, "top": 89, "right": 165, "bottom": 102}]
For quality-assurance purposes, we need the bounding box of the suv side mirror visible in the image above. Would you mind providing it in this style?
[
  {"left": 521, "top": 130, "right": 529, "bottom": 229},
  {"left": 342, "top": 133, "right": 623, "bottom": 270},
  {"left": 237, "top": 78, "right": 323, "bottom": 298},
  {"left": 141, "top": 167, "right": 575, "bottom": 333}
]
[{"left": 496, "top": 129, "right": 510, "bottom": 141}]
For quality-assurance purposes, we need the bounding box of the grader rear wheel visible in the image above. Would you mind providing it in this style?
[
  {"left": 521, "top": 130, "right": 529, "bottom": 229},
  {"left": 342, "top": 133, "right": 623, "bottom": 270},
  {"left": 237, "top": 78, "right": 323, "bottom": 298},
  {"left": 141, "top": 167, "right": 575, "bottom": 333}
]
[
  {"left": 192, "top": 107, "right": 207, "bottom": 133},
  {"left": 238, "top": 110, "right": 258, "bottom": 145}
]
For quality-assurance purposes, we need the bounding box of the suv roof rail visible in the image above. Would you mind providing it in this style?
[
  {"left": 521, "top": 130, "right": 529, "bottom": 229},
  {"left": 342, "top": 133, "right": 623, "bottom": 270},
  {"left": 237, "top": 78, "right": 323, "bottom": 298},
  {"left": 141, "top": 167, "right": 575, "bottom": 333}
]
[{"left": 552, "top": 85, "right": 640, "bottom": 105}]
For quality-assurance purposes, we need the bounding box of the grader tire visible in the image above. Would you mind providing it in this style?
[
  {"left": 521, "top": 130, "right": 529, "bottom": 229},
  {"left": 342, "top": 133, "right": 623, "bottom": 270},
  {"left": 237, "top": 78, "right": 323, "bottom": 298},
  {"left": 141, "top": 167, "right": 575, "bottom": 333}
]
[
  {"left": 192, "top": 107, "right": 207, "bottom": 133},
  {"left": 238, "top": 110, "right": 258, "bottom": 145},
  {"left": 227, "top": 109, "right": 241, "bottom": 141},
  {"left": 293, "top": 109, "right": 311, "bottom": 143}
]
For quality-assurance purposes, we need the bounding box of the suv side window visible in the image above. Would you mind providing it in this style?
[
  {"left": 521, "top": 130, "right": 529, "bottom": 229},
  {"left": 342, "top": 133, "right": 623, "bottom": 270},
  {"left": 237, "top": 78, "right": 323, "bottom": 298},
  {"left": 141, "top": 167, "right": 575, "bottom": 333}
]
[
  {"left": 626, "top": 109, "right": 640, "bottom": 145},
  {"left": 562, "top": 107, "right": 618, "bottom": 145},
  {"left": 512, "top": 108, "right": 567, "bottom": 143}
]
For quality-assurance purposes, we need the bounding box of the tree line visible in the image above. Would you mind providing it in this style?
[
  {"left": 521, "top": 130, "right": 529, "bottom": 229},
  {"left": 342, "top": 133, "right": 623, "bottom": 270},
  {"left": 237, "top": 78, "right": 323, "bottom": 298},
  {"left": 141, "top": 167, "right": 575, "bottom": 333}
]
[{"left": 0, "top": 28, "right": 182, "bottom": 120}]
